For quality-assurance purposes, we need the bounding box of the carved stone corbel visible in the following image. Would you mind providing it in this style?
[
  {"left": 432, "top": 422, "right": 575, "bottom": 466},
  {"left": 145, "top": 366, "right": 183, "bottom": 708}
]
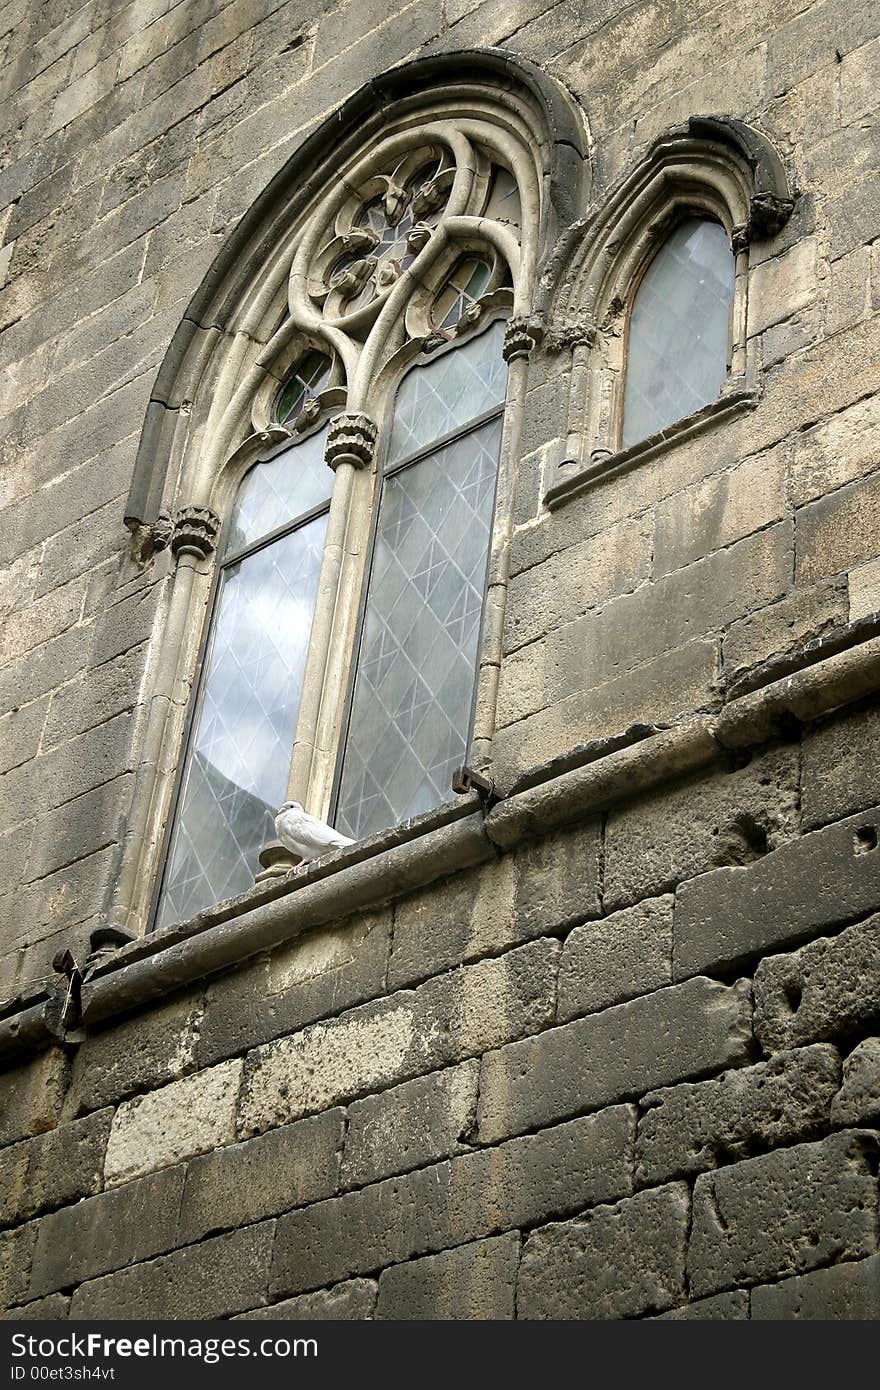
[
  {"left": 542, "top": 314, "right": 598, "bottom": 353},
  {"left": 170, "top": 505, "right": 221, "bottom": 561},
  {"left": 748, "top": 190, "right": 795, "bottom": 239},
  {"left": 325, "top": 413, "right": 379, "bottom": 471},
  {"left": 502, "top": 314, "right": 540, "bottom": 361}
]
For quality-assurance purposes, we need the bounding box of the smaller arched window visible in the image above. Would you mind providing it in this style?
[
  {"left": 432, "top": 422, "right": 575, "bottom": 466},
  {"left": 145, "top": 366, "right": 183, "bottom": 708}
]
[{"left": 620, "top": 217, "right": 735, "bottom": 449}]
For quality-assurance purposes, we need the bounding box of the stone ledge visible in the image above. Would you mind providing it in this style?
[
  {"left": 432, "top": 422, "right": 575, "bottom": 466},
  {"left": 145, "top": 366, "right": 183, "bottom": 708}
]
[{"left": 543, "top": 388, "right": 759, "bottom": 512}]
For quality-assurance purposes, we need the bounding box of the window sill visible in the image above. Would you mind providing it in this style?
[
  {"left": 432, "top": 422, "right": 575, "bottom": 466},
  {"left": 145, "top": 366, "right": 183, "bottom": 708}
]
[{"left": 543, "top": 386, "right": 759, "bottom": 512}]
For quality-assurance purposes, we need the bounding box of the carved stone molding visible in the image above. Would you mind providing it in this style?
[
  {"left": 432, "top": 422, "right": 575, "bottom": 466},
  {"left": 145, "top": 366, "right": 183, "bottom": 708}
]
[
  {"left": 170, "top": 505, "right": 221, "bottom": 560},
  {"left": 502, "top": 315, "right": 540, "bottom": 361},
  {"left": 325, "top": 412, "right": 379, "bottom": 470},
  {"left": 542, "top": 314, "right": 597, "bottom": 353}
]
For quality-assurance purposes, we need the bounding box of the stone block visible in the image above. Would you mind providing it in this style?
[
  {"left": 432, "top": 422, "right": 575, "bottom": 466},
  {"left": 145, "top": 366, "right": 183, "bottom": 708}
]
[
  {"left": 722, "top": 582, "right": 848, "bottom": 682},
  {"left": 827, "top": 169, "right": 880, "bottom": 262},
  {"left": 476, "top": 976, "right": 752, "bottom": 1144},
  {"left": 0, "top": 1109, "right": 112, "bottom": 1226},
  {"left": 849, "top": 555, "right": 880, "bottom": 620},
  {"left": 28, "top": 1165, "right": 185, "bottom": 1298},
  {"left": 747, "top": 237, "right": 818, "bottom": 337},
  {"left": 493, "top": 639, "right": 718, "bottom": 785},
  {"left": 104, "top": 1059, "right": 243, "bottom": 1186},
  {"left": 754, "top": 915, "right": 880, "bottom": 1053},
  {"left": 751, "top": 1254, "right": 880, "bottom": 1319},
  {"left": 179, "top": 1109, "right": 344, "bottom": 1243},
  {"left": 654, "top": 1290, "right": 749, "bottom": 1320},
  {"left": 238, "top": 939, "right": 558, "bottom": 1138},
  {"left": 0, "top": 1049, "right": 68, "bottom": 1147},
  {"left": 22, "top": 773, "right": 133, "bottom": 885},
  {"left": 196, "top": 911, "right": 391, "bottom": 1066},
  {"left": 341, "top": 1063, "right": 479, "bottom": 1189},
  {"left": 831, "top": 1038, "right": 880, "bottom": 1126},
  {"left": 0, "top": 1224, "right": 37, "bottom": 1311},
  {"left": 69, "top": 1223, "right": 275, "bottom": 1321},
  {"left": 825, "top": 245, "right": 872, "bottom": 336},
  {"left": 64, "top": 992, "right": 203, "bottom": 1117},
  {"left": 557, "top": 894, "right": 673, "bottom": 1020},
  {"left": 787, "top": 392, "right": 880, "bottom": 509},
  {"left": 504, "top": 515, "right": 651, "bottom": 653},
  {"left": 801, "top": 700, "right": 880, "bottom": 829},
  {"left": 636, "top": 1045, "right": 841, "bottom": 1185},
  {"left": 653, "top": 450, "right": 786, "bottom": 578},
  {"left": 0, "top": 698, "right": 47, "bottom": 777},
  {"left": 606, "top": 747, "right": 799, "bottom": 913},
  {"left": 270, "top": 1106, "right": 634, "bottom": 1298},
  {"left": 376, "top": 1233, "right": 520, "bottom": 1320},
  {"left": 674, "top": 810, "right": 880, "bottom": 980},
  {"left": 796, "top": 471, "right": 880, "bottom": 585},
  {"left": 1, "top": 1292, "right": 70, "bottom": 1320},
  {"left": 0, "top": 712, "right": 135, "bottom": 824},
  {"left": 688, "top": 1130, "right": 879, "bottom": 1298},
  {"left": 517, "top": 1184, "right": 689, "bottom": 1320},
  {"left": 235, "top": 1279, "right": 377, "bottom": 1321}
]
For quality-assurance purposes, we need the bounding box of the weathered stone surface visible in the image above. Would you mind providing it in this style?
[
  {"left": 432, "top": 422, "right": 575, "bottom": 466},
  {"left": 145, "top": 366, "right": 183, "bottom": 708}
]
[
  {"left": 70, "top": 1223, "right": 275, "bottom": 1321},
  {"left": 722, "top": 582, "right": 848, "bottom": 683},
  {"left": 654, "top": 449, "right": 786, "bottom": 578},
  {"left": 238, "top": 939, "right": 558, "bottom": 1138},
  {"left": 477, "top": 976, "right": 752, "bottom": 1144},
  {"left": 748, "top": 237, "right": 818, "bottom": 336},
  {"left": 104, "top": 1059, "right": 243, "bottom": 1186},
  {"left": 801, "top": 700, "right": 880, "bottom": 829},
  {"left": 796, "top": 471, "right": 880, "bottom": 585},
  {"left": 518, "top": 1184, "right": 689, "bottom": 1320},
  {"left": 179, "top": 1109, "right": 344, "bottom": 1243},
  {"left": 0, "top": 1050, "right": 69, "bottom": 1147},
  {"left": 0, "top": 1223, "right": 37, "bottom": 1312},
  {"left": 831, "top": 1038, "right": 880, "bottom": 1126},
  {"left": 28, "top": 1166, "right": 185, "bottom": 1298},
  {"left": 235, "top": 1279, "right": 378, "bottom": 1321},
  {"left": 270, "top": 1106, "right": 634, "bottom": 1298},
  {"left": 688, "top": 1131, "right": 879, "bottom": 1298},
  {"left": 605, "top": 747, "right": 799, "bottom": 912},
  {"left": 674, "top": 811, "right": 880, "bottom": 979},
  {"left": 197, "top": 911, "right": 391, "bottom": 1067},
  {"left": 0, "top": 1109, "right": 112, "bottom": 1226},
  {"left": 557, "top": 894, "right": 673, "bottom": 1020},
  {"left": 636, "top": 1045, "right": 841, "bottom": 1185},
  {"left": 753, "top": 915, "right": 880, "bottom": 1053},
  {"left": 380, "top": 1233, "right": 521, "bottom": 1321},
  {"left": 341, "top": 1063, "right": 478, "bottom": 1189},
  {"left": 751, "top": 1254, "right": 880, "bottom": 1319},
  {"left": 654, "top": 1290, "right": 749, "bottom": 1320},
  {"left": 1, "top": 1292, "right": 70, "bottom": 1320},
  {"left": 64, "top": 993, "right": 203, "bottom": 1117}
]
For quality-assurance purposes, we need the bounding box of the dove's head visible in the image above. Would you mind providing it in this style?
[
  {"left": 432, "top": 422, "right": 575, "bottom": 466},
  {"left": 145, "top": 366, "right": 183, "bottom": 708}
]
[{"left": 278, "top": 800, "right": 302, "bottom": 813}]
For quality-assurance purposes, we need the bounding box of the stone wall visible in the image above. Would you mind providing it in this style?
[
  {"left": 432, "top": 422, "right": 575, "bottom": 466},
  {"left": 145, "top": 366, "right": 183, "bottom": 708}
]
[{"left": 1, "top": 0, "right": 880, "bottom": 1320}]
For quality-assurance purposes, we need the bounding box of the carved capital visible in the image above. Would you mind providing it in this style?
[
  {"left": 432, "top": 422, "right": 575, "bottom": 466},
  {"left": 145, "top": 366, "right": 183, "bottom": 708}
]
[
  {"left": 148, "top": 511, "right": 174, "bottom": 552},
  {"left": 325, "top": 412, "right": 378, "bottom": 470},
  {"left": 543, "top": 314, "right": 597, "bottom": 353},
  {"left": 731, "top": 223, "right": 751, "bottom": 256},
  {"left": 170, "top": 505, "right": 221, "bottom": 561},
  {"left": 502, "top": 314, "right": 540, "bottom": 361}
]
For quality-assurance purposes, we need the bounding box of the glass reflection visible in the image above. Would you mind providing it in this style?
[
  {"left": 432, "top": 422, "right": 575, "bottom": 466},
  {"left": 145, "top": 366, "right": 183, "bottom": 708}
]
[{"left": 621, "top": 218, "right": 734, "bottom": 449}]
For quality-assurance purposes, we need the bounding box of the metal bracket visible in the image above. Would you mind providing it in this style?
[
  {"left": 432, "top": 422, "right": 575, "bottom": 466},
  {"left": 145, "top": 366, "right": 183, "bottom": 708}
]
[
  {"left": 452, "top": 764, "right": 499, "bottom": 812},
  {"left": 52, "top": 948, "right": 83, "bottom": 1029}
]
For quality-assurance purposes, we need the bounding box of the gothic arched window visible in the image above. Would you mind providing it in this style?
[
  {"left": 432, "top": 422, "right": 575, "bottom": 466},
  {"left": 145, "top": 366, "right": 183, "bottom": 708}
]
[
  {"left": 621, "top": 218, "right": 735, "bottom": 449},
  {"left": 140, "top": 61, "right": 579, "bottom": 932}
]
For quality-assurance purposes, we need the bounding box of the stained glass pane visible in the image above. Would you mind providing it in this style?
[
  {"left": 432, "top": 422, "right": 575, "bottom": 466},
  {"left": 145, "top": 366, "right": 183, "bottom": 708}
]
[
  {"left": 155, "top": 516, "right": 327, "bottom": 928},
  {"left": 435, "top": 258, "right": 492, "bottom": 330},
  {"left": 336, "top": 416, "right": 502, "bottom": 841},
  {"left": 224, "top": 426, "right": 331, "bottom": 557},
  {"left": 621, "top": 218, "right": 734, "bottom": 449},
  {"left": 387, "top": 320, "right": 507, "bottom": 464},
  {"left": 276, "top": 352, "right": 330, "bottom": 425}
]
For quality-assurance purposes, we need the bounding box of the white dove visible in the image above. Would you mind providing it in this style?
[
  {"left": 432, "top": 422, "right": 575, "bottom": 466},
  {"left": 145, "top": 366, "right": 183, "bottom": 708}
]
[{"left": 274, "top": 800, "right": 354, "bottom": 874}]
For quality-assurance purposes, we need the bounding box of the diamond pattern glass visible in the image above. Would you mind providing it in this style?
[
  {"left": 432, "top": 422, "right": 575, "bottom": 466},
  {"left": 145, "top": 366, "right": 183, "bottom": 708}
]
[
  {"left": 621, "top": 218, "right": 734, "bottom": 449},
  {"left": 155, "top": 514, "right": 327, "bottom": 929},
  {"left": 387, "top": 320, "right": 507, "bottom": 464},
  {"left": 223, "top": 427, "right": 331, "bottom": 558},
  {"left": 336, "top": 416, "right": 502, "bottom": 840}
]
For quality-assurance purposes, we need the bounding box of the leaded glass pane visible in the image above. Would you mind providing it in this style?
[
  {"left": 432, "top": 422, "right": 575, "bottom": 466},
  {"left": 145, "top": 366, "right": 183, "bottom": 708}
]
[
  {"left": 223, "top": 426, "right": 331, "bottom": 557},
  {"left": 621, "top": 218, "right": 734, "bottom": 449},
  {"left": 386, "top": 320, "right": 507, "bottom": 464},
  {"left": 435, "top": 258, "right": 492, "bottom": 330},
  {"left": 276, "top": 352, "right": 330, "bottom": 425},
  {"left": 155, "top": 515, "right": 327, "bottom": 928},
  {"left": 336, "top": 416, "right": 502, "bottom": 840}
]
